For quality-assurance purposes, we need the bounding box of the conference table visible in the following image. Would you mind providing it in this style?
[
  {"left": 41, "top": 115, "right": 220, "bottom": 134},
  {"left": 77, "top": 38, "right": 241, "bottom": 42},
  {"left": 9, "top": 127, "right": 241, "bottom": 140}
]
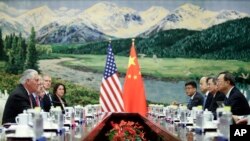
[
  {"left": 2, "top": 112, "right": 225, "bottom": 141},
  {"left": 2, "top": 113, "right": 180, "bottom": 141}
]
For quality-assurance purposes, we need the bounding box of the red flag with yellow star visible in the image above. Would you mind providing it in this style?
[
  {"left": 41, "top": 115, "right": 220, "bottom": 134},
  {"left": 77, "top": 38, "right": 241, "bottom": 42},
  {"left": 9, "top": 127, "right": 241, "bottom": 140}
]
[{"left": 123, "top": 40, "right": 147, "bottom": 116}]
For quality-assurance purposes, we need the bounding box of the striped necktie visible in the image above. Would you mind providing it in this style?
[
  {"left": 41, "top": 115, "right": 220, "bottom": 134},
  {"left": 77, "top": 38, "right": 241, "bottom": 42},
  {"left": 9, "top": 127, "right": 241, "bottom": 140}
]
[{"left": 203, "top": 95, "right": 207, "bottom": 108}]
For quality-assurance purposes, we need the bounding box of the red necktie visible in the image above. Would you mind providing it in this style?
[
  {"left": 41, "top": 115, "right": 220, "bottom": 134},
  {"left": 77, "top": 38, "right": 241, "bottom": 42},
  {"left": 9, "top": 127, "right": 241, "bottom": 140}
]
[
  {"left": 29, "top": 95, "right": 33, "bottom": 108},
  {"left": 36, "top": 96, "right": 40, "bottom": 107}
]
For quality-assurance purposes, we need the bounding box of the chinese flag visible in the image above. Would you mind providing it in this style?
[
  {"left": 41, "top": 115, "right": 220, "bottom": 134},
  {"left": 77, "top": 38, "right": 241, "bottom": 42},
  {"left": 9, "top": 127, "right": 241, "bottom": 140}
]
[{"left": 123, "top": 40, "right": 147, "bottom": 116}]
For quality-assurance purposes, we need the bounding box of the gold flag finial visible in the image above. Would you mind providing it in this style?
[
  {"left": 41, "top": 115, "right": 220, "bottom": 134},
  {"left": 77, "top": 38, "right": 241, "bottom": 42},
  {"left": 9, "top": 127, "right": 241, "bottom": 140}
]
[
  {"left": 132, "top": 38, "right": 135, "bottom": 46},
  {"left": 109, "top": 38, "right": 112, "bottom": 44}
]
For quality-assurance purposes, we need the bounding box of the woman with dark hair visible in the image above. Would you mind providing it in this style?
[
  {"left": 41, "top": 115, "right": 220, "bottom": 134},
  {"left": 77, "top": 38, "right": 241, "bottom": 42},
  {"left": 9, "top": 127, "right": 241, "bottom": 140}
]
[{"left": 52, "top": 83, "right": 68, "bottom": 113}]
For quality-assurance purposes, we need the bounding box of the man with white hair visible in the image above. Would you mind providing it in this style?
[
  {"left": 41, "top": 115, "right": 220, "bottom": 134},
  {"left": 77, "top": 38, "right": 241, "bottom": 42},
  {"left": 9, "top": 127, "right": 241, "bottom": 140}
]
[{"left": 2, "top": 69, "right": 39, "bottom": 124}]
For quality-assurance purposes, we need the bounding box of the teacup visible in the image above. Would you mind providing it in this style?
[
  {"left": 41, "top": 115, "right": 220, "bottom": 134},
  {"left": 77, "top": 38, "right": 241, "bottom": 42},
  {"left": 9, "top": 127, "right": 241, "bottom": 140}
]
[
  {"left": 15, "top": 125, "right": 34, "bottom": 137},
  {"left": 15, "top": 113, "right": 29, "bottom": 125}
]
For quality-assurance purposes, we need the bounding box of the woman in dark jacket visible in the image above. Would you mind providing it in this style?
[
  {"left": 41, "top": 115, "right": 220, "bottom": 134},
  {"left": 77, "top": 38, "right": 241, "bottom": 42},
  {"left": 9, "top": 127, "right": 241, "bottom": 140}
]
[{"left": 52, "top": 83, "right": 68, "bottom": 113}]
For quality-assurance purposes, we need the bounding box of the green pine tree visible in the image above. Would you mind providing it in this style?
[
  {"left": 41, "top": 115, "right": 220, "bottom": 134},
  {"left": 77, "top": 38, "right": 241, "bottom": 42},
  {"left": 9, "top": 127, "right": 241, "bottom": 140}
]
[
  {"left": 20, "top": 36, "right": 27, "bottom": 71},
  {"left": 15, "top": 33, "right": 26, "bottom": 73},
  {"left": 0, "top": 28, "right": 5, "bottom": 60},
  {"left": 5, "top": 35, "right": 19, "bottom": 74},
  {"left": 25, "top": 27, "right": 39, "bottom": 71}
]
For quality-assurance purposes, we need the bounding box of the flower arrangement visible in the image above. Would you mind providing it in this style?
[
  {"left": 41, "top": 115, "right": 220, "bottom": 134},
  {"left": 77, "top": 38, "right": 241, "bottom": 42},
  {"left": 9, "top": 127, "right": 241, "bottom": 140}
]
[{"left": 106, "top": 120, "right": 147, "bottom": 141}]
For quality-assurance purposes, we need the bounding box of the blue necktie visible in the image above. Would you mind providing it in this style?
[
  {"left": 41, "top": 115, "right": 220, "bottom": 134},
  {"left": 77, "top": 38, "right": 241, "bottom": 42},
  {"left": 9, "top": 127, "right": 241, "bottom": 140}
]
[
  {"left": 188, "top": 98, "right": 192, "bottom": 107},
  {"left": 203, "top": 95, "right": 207, "bottom": 108},
  {"left": 224, "top": 97, "right": 228, "bottom": 105}
]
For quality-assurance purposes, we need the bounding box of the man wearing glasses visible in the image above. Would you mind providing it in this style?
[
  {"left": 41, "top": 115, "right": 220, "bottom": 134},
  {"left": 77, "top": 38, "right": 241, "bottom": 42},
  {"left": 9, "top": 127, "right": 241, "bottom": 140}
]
[{"left": 2, "top": 69, "right": 39, "bottom": 124}]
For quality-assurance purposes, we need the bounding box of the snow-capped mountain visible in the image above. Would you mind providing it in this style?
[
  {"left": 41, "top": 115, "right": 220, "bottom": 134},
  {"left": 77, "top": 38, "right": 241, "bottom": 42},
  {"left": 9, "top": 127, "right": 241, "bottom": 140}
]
[
  {"left": 0, "top": 2, "right": 249, "bottom": 43},
  {"left": 78, "top": 2, "right": 143, "bottom": 37},
  {"left": 138, "top": 6, "right": 169, "bottom": 35},
  {"left": 212, "top": 10, "right": 248, "bottom": 25},
  {"left": 140, "top": 6, "right": 169, "bottom": 24},
  {"left": 0, "top": 2, "right": 26, "bottom": 17},
  {"left": 141, "top": 3, "right": 248, "bottom": 36},
  {"left": 36, "top": 19, "right": 110, "bottom": 44},
  {"left": 54, "top": 7, "right": 81, "bottom": 18},
  {"left": 0, "top": 12, "right": 27, "bottom": 37},
  {"left": 17, "top": 5, "right": 57, "bottom": 33}
]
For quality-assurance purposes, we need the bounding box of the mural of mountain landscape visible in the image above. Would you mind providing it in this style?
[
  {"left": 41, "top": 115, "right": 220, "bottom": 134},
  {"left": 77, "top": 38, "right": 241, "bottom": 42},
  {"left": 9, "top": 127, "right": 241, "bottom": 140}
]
[
  {"left": 0, "top": 0, "right": 250, "bottom": 104},
  {"left": 0, "top": 1, "right": 249, "bottom": 42}
]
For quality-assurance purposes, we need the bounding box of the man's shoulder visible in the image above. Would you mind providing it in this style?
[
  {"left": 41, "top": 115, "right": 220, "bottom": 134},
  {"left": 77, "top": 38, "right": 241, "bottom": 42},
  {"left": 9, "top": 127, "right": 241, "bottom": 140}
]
[
  {"left": 10, "top": 84, "right": 28, "bottom": 99},
  {"left": 43, "top": 94, "right": 50, "bottom": 100},
  {"left": 230, "top": 87, "right": 244, "bottom": 98},
  {"left": 195, "top": 92, "right": 203, "bottom": 97},
  {"left": 193, "top": 92, "right": 203, "bottom": 101}
]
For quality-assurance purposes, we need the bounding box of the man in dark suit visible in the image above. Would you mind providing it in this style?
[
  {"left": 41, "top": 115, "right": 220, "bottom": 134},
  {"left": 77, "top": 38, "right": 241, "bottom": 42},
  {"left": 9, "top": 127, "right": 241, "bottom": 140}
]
[
  {"left": 185, "top": 81, "right": 204, "bottom": 110},
  {"left": 40, "top": 75, "right": 52, "bottom": 112},
  {"left": 217, "top": 71, "right": 250, "bottom": 116},
  {"left": 2, "top": 69, "right": 39, "bottom": 124},
  {"left": 40, "top": 94, "right": 51, "bottom": 112},
  {"left": 207, "top": 77, "right": 225, "bottom": 119},
  {"left": 199, "top": 76, "right": 213, "bottom": 110}
]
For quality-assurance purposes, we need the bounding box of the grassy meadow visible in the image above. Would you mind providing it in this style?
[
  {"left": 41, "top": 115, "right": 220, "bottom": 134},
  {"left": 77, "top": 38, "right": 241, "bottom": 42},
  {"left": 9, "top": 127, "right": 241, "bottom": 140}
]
[{"left": 55, "top": 53, "right": 250, "bottom": 80}]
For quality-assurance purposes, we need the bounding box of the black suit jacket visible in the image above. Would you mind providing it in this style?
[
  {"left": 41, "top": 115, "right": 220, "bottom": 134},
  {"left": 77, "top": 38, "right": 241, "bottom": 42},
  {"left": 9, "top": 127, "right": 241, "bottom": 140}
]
[
  {"left": 208, "top": 92, "right": 225, "bottom": 119},
  {"left": 203, "top": 93, "right": 213, "bottom": 110},
  {"left": 224, "top": 87, "right": 250, "bottom": 115},
  {"left": 40, "top": 94, "right": 52, "bottom": 112},
  {"left": 187, "top": 92, "right": 204, "bottom": 110},
  {"left": 51, "top": 94, "right": 67, "bottom": 113},
  {"left": 2, "top": 84, "right": 32, "bottom": 124}
]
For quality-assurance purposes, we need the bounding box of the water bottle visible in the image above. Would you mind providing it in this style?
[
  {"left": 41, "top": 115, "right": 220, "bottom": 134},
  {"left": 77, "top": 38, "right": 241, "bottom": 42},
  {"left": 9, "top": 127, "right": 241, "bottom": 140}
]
[
  {"left": 50, "top": 106, "right": 63, "bottom": 129},
  {"left": 33, "top": 112, "right": 43, "bottom": 139},
  {"left": 218, "top": 106, "right": 232, "bottom": 139},
  {"left": 195, "top": 108, "right": 203, "bottom": 128},
  {"left": 180, "top": 106, "right": 188, "bottom": 123},
  {"left": 202, "top": 109, "right": 213, "bottom": 128}
]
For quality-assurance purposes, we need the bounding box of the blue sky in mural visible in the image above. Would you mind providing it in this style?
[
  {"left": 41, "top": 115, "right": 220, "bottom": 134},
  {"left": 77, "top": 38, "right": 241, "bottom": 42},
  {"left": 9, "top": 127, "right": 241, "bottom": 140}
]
[{"left": 4, "top": 0, "right": 250, "bottom": 14}]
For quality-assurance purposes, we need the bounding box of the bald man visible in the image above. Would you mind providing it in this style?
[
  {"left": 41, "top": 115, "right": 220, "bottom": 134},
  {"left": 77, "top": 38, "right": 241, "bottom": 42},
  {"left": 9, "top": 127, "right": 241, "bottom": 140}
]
[{"left": 200, "top": 76, "right": 212, "bottom": 110}]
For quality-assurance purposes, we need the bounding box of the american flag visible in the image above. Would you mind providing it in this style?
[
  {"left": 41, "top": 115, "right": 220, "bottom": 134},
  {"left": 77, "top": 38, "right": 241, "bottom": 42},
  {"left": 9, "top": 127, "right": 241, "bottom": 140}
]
[{"left": 100, "top": 44, "right": 124, "bottom": 112}]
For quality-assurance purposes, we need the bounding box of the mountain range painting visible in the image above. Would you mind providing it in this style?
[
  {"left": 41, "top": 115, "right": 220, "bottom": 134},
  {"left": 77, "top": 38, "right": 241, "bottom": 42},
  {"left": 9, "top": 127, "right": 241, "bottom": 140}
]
[{"left": 0, "top": 0, "right": 250, "bottom": 105}]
